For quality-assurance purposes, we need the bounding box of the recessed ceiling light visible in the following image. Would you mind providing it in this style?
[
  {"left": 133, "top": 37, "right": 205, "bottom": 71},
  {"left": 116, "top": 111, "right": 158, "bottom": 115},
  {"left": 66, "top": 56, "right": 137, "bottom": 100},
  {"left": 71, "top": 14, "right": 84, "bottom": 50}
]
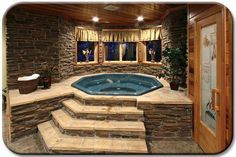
[
  {"left": 137, "top": 16, "right": 144, "bottom": 22},
  {"left": 92, "top": 16, "right": 99, "bottom": 22}
]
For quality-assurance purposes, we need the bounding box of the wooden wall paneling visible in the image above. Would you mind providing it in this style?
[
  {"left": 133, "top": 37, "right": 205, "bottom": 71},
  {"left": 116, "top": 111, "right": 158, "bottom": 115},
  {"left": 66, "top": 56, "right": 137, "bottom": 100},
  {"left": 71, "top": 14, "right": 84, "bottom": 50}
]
[{"left": 225, "top": 8, "right": 233, "bottom": 146}]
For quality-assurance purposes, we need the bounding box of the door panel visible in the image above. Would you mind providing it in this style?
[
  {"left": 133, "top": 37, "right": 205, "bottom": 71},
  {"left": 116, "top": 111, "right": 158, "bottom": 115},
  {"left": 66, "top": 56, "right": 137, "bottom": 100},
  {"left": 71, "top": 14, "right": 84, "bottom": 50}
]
[
  {"left": 200, "top": 23, "right": 217, "bottom": 134},
  {"left": 195, "top": 10, "right": 226, "bottom": 153}
]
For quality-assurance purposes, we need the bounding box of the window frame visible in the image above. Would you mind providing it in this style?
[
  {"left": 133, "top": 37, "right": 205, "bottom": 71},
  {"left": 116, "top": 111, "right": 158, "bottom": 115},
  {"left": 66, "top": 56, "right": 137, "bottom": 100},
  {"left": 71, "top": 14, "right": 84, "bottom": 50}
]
[{"left": 103, "top": 42, "right": 139, "bottom": 63}]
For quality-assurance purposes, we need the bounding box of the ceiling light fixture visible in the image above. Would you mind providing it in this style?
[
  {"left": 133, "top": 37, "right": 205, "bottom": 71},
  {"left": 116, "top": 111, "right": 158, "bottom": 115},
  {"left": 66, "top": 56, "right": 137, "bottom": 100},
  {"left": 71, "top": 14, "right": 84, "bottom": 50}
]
[
  {"left": 137, "top": 16, "right": 144, "bottom": 22},
  {"left": 104, "top": 5, "right": 119, "bottom": 11},
  {"left": 92, "top": 16, "right": 99, "bottom": 22}
]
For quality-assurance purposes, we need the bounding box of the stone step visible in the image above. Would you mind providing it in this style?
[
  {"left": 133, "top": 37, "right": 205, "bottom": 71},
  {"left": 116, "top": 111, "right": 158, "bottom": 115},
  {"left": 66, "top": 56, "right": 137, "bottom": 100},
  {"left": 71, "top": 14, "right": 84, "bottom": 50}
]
[
  {"left": 63, "top": 99, "right": 144, "bottom": 121},
  {"left": 74, "top": 94, "right": 137, "bottom": 107},
  {"left": 52, "top": 109, "right": 145, "bottom": 138},
  {"left": 38, "top": 121, "right": 148, "bottom": 154}
]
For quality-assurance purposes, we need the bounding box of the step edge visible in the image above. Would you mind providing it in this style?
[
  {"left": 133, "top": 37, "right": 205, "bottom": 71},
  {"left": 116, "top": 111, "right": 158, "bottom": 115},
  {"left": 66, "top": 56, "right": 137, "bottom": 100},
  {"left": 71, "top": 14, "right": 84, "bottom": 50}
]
[
  {"left": 63, "top": 100, "right": 143, "bottom": 115},
  {"left": 38, "top": 121, "right": 148, "bottom": 153},
  {"left": 52, "top": 110, "right": 145, "bottom": 132}
]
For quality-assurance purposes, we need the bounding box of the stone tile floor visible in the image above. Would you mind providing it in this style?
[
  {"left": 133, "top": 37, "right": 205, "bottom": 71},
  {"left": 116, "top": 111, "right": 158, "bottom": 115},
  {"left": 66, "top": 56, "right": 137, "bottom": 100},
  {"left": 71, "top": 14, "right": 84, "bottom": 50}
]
[
  {"left": 148, "top": 140, "right": 204, "bottom": 154},
  {"left": 4, "top": 133, "right": 203, "bottom": 154}
]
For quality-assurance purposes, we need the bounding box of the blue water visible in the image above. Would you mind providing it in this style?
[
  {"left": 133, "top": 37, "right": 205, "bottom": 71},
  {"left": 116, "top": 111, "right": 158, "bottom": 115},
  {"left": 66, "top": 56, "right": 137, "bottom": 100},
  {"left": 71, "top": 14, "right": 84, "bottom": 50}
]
[{"left": 71, "top": 74, "right": 163, "bottom": 96}]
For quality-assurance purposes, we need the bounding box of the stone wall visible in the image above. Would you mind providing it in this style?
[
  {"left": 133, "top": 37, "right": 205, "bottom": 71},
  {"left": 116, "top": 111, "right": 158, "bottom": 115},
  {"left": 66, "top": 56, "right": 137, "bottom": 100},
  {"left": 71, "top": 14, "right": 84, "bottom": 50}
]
[
  {"left": 138, "top": 103, "right": 192, "bottom": 140},
  {"left": 10, "top": 95, "right": 73, "bottom": 141},
  {"left": 58, "top": 18, "right": 75, "bottom": 80},
  {"left": 6, "top": 8, "right": 77, "bottom": 89},
  {"left": 74, "top": 64, "right": 161, "bottom": 76},
  {"left": 161, "top": 9, "right": 187, "bottom": 49},
  {"left": 6, "top": 8, "right": 60, "bottom": 89},
  {"left": 5, "top": 7, "right": 185, "bottom": 89}
]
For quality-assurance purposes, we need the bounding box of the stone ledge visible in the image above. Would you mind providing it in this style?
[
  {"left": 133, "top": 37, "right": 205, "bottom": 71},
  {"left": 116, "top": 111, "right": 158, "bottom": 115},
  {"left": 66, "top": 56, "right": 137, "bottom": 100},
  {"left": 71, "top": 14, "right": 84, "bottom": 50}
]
[
  {"left": 52, "top": 109, "right": 145, "bottom": 138},
  {"left": 138, "top": 103, "right": 193, "bottom": 139},
  {"left": 10, "top": 95, "right": 73, "bottom": 141},
  {"left": 38, "top": 121, "right": 148, "bottom": 153},
  {"left": 63, "top": 99, "right": 144, "bottom": 121},
  {"left": 9, "top": 74, "right": 193, "bottom": 107}
]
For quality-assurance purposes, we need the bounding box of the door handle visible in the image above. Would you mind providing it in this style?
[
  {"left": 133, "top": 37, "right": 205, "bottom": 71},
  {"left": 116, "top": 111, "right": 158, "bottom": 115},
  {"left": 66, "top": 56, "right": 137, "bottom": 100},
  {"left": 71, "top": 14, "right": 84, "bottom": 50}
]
[{"left": 211, "top": 88, "right": 220, "bottom": 112}]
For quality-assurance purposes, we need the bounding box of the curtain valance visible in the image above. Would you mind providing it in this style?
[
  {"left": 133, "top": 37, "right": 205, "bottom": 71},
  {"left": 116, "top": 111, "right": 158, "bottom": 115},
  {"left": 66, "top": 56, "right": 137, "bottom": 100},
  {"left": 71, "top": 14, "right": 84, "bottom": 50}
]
[
  {"left": 140, "top": 28, "right": 162, "bottom": 41},
  {"left": 76, "top": 29, "right": 99, "bottom": 42},
  {"left": 102, "top": 30, "right": 140, "bottom": 42}
]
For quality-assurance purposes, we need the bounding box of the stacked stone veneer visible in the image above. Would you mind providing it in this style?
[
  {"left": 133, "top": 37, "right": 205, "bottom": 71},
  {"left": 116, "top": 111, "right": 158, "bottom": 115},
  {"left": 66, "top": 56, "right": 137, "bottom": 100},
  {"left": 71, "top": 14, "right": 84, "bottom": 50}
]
[
  {"left": 6, "top": 8, "right": 60, "bottom": 88},
  {"left": 138, "top": 102, "right": 192, "bottom": 139},
  {"left": 10, "top": 95, "right": 73, "bottom": 141},
  {"left": 74, "top": 63, "right": 161, "bottom": 76},
  {"left": 10, "top": 93, "right": 192, "bottom": 141},
  {"left": 58, "top": 18, "right": 75, "bottom": 80},
  {"left": 6, "top": 8, "right": 75, "bottom": 89},
  {"left": 161, "top": 8, "right": 187, "bottom": 49}
]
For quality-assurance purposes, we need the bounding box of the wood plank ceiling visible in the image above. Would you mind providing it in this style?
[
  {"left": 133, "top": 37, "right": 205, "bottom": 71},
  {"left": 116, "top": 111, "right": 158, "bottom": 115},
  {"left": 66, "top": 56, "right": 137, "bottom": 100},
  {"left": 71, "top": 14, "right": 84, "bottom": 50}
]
[{"left": 16, "top": 3, "right": 186, "bottom": 27}]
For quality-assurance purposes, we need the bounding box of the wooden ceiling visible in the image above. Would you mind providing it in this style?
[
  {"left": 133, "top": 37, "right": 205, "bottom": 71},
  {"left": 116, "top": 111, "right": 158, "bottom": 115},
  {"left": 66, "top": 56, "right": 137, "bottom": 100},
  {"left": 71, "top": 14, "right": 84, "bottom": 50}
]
[{"left": 16, "top": 3, "right": 186, "bottom": 27}]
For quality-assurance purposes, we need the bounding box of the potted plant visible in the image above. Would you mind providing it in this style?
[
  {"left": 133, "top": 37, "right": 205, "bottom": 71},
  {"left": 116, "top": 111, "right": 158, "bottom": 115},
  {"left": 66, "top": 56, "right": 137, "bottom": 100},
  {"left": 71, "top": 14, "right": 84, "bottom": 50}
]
[
  {"left": 159, "top": 47, "right": 186, "bottom": 90},
  {"left": 40, "top": 63, "right": 56, "bottom": 89}
]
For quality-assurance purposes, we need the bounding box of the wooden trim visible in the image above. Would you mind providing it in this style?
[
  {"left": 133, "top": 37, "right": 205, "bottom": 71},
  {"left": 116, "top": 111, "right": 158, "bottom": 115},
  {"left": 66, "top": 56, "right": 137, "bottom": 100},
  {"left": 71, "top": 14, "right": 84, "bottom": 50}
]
[
  {"left": 102, "top": 61, "right": 139, "bottom": 65},
  {"left": 142, "top": 62, "right": 162, "bottom": 66},
  {"left": 75, "top": 62, "right": 99, "bottom": 66},
  {"left": 225, "top": 8, "right": 233, "bottom": 146},
  {"left": 141, "top": 26, "right": 162, "bottom": 30},
  {"left": 94, "top": 42, "right": 99, "bottom": 63},
  {"left": 102, "top": 43, "right": 105, "bottom": 63},
  {"left": 102, "top": 29, "right": 140, "bottom": 32},
  {"left": 75, "top": 27, "right": 100, "bottom": 31}
]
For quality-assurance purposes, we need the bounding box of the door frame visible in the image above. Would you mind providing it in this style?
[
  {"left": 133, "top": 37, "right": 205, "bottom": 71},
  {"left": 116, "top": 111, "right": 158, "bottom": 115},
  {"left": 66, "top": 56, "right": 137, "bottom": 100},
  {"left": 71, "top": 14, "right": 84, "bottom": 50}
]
[{"left": 193, "top": 5, "right": 226, "bottom": 153}]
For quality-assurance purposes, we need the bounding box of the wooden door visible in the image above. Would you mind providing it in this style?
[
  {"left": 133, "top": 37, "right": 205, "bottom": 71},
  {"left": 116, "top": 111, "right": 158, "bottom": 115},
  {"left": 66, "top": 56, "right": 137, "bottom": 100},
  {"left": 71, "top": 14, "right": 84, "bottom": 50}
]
[{"left": 195, "top": 10, "right": 226, "bottom": 153}]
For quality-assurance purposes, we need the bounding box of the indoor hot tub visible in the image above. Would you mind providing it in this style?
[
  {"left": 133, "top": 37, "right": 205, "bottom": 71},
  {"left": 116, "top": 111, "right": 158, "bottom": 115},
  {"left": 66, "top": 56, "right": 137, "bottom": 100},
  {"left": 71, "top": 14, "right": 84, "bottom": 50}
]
[{"left": 71, "top": 74, "right": 163, "bottom": 96}]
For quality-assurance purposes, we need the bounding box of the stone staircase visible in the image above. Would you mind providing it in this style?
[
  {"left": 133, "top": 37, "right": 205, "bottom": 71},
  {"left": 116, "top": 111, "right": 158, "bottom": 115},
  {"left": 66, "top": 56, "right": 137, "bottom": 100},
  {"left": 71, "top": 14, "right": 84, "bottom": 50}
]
[{"left": 38, "top": 98, "right": 148, "bottom": 154}]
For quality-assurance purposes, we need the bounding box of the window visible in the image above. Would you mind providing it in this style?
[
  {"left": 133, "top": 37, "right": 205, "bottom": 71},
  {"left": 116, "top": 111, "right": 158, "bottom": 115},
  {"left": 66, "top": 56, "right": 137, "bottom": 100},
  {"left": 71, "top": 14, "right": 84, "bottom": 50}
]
[
  {"left": 104, "top": 42, "right": 137, "bottom": 62},
  {"left": 77, "top": 41, "right": 98, "bottom": 63},
  {"left": 145, "top": 40, "right": 162, "bottom": 62},
  {"left": 121, "top": 43, "right": 137, "bottom": 61},
  {"left": 105, "top": 42, "right": 119, "bottom": 61}
]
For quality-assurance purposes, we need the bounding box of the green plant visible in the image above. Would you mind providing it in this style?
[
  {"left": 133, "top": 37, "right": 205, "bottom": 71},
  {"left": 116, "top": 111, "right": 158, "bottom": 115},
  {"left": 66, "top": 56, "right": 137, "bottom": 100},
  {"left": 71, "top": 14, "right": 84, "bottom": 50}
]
[
  {"left": 159, "top": 47, "right": 187, "bottom": 84},
  {"left": 42, "top": 65, "right": 54, "bottom": 77},
  {"left": 41, "top": 62, "right": 56, "bottom": 78}
]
